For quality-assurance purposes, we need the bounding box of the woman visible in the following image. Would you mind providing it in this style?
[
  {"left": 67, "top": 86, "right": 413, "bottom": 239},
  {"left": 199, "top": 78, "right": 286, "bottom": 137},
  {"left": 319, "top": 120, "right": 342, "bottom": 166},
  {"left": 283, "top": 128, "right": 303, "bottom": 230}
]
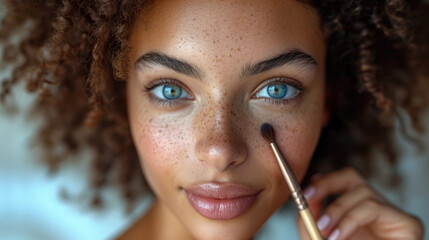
[{"left": 1, "top": 0, "right": 427, "bottom": 239}]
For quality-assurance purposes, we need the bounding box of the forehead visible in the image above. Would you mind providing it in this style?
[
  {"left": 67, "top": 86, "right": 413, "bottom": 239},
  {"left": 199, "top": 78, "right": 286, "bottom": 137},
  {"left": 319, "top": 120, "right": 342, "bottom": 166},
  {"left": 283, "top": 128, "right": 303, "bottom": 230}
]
[{"left": 129, "top": 0, "right": 325, "bottom": 70}]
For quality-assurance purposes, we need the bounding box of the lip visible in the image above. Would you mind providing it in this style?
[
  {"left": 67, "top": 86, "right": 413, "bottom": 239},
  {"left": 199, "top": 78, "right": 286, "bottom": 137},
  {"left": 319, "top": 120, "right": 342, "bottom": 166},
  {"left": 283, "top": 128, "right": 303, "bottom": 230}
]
[{"left": 184, "top": 183, "right": 261, "bottom": 220}]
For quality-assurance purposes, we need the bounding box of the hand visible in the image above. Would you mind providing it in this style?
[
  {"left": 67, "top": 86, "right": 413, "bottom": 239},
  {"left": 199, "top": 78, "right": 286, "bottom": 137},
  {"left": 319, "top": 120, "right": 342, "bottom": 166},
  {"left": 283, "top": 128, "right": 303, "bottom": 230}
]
[{"left": 297, "top": 167, "right": 424, "bottom": 240}]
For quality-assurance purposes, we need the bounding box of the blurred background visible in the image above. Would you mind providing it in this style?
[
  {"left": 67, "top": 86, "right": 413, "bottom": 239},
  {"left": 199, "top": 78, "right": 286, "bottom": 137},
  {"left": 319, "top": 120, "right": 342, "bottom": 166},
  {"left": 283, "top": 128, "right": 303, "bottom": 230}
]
[{"left": 0, "top": 87, "right": 149, "bottom": 240}]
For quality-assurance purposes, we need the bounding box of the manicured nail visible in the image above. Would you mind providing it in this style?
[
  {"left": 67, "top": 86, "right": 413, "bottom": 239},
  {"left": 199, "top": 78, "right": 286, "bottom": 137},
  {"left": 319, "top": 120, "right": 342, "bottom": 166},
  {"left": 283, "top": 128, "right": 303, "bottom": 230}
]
[
  {"left": 303, "top": 186, "right": 316, "bottom": 200},
  {"left": 317, "top": 214, "right": 330, "bottom": 231},
  {"left": 328, "top": 229, "right": 340, "bottom": 240}
]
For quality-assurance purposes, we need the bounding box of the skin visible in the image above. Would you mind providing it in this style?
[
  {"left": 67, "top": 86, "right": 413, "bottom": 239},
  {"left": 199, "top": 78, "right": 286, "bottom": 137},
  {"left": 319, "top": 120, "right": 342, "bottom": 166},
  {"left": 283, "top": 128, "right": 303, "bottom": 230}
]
[
  {"left": 126, "top": 0, "right": 326, "bottom": 239},
  {"left": 299, "top": 168, "right": 423, "bottom": 240},
  {"left": 122, "top": 0, "right": 423, "bottom": 239}
]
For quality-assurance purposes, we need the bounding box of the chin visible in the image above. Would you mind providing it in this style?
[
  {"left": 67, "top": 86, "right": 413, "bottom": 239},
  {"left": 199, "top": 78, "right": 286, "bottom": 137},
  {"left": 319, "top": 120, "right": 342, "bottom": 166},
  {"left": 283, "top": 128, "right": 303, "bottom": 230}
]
[
  {"left": 191, "top": 226, "right": 256, "bottom": 240},
  {"left": 184, "top": 213, "right": 267, "bottom": 240}
]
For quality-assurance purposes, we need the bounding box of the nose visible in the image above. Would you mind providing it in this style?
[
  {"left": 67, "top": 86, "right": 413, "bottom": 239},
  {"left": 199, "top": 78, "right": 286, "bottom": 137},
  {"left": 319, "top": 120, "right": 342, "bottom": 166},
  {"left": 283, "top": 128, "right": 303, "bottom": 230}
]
[{"left": 194, "top": 106, "right": 247, "bottom": 172}]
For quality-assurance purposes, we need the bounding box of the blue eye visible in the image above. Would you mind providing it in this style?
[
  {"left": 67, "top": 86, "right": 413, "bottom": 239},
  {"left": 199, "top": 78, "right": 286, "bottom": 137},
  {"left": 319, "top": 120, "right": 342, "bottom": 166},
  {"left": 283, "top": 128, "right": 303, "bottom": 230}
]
[
  {"left": 151, "top": 84, "right": 190, "bottom": 100},
  {"left": 255, "top": 82, "right": 299, "bottom": 100}
]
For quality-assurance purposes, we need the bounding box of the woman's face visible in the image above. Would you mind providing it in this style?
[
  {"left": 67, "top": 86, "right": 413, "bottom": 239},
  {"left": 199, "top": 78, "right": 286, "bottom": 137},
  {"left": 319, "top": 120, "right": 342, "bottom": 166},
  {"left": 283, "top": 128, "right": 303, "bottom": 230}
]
[{"left": 127, "top": 0, "right": 326, "bottom": 239}]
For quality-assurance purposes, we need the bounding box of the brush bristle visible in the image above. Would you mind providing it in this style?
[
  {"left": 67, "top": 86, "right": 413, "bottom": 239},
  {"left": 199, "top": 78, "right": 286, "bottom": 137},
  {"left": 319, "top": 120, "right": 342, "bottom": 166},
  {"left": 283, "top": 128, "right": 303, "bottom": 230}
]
[{"left": 260, "top": 123, "right": 275, "bottom": 143}]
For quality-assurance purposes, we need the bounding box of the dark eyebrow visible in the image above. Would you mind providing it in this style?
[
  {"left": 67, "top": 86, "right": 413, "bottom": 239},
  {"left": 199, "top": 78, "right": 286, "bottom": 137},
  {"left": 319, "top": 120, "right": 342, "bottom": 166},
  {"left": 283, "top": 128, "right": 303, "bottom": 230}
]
[
  {"left": 135, "top": 52, "right": 203, "bottom": 79},
  {"left": 241, "top": 49, "right": 317, "bottom": 77}
]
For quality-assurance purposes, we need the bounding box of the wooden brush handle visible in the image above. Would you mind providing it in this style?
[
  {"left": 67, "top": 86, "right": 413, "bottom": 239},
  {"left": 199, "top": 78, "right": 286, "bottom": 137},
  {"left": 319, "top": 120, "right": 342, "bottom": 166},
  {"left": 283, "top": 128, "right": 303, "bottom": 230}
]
[{"left": 299, "top": 208, "right": 324, "bottom": 240}]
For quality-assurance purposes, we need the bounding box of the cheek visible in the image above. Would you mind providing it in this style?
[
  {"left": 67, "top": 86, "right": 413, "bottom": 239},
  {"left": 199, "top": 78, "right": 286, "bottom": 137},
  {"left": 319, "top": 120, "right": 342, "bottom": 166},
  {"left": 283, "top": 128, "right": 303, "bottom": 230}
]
[
  {"left": 129, "top": 114, "right": 193, "bottom": 194},
  {"left": 270, "top": 82, "right": 326, "bottom": 181},
  {"left": 275, "top": 118, "right": 322, "bottom": 181},
  {"left": 127, "top": 76, "right": 194, "bottom": 191}
]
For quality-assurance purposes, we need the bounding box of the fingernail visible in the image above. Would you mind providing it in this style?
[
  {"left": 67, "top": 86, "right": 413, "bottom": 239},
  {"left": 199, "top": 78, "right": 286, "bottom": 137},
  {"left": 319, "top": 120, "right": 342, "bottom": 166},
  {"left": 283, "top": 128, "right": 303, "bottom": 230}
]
[
  {"left": 317, "top": 214, "right": 330, "bottom": 231},
  {"left": 328, "top": 229, "right": 340, "bottom": 240},
  {"left": 303, "top": 186, "right": 316, "bottom": 200}
]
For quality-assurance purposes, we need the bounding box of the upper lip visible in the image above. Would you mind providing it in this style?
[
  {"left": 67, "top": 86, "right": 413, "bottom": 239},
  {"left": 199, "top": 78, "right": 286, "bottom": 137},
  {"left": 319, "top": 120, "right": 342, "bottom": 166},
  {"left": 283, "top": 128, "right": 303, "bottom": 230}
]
[{"left": 184, "top": 182, "right": 261, "bottom": 199}]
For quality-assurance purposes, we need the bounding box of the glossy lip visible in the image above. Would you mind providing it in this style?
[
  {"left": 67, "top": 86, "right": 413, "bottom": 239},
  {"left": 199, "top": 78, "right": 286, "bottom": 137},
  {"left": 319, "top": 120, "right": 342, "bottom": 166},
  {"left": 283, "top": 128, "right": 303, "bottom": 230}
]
[{"left": 184, "top": 183, "right": 261, "bottom": 220}]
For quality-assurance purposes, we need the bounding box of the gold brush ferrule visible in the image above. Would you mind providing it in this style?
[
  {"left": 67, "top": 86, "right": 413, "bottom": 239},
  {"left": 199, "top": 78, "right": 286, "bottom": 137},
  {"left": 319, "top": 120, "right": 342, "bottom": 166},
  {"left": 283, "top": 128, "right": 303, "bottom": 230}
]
[
  {"left": 270, "top": 142, "right": 308, "bottom": 210},
  {"left": 291, "top": 191, "right": 309, "bottom": 211}
]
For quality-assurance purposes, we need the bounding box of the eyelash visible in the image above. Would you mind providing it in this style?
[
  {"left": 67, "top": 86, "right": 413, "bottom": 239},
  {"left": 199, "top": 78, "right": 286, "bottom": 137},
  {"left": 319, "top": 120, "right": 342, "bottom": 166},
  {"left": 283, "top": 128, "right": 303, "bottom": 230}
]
[
  {"left": 143, "top": 77, "right": 305, "bottom": 107},
  {"left": 143, "top": 78, "right": 192, "bottom": 108},
  {"left": 251, "top": 77, "right": 304, "bottom": 105}
]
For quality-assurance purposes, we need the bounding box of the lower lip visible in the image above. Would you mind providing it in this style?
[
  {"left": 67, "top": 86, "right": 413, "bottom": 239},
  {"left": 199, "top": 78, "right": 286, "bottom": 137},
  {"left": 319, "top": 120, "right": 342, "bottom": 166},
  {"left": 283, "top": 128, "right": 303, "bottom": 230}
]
[{"left": 185, "top": 192, "right": 259, "bottom": 220}]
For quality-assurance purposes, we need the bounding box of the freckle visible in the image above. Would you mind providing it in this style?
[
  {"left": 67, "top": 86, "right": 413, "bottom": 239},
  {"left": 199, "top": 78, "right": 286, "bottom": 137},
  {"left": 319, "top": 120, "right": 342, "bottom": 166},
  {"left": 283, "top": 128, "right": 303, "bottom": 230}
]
[
  {"left": 237, "top": 48, "right": 241, "bottom": 51},
  {"left": 240, "top": 36, "right": 242, "bottom": 40}
]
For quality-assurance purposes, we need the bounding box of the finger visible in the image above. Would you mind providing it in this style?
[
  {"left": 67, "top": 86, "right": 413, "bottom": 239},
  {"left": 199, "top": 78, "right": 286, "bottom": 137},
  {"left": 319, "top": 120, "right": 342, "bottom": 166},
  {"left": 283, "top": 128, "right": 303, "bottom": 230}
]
[
  {"left": 315, "top": 184, "right": 383, "bottom": 236},
  {"left": 329, "top": 199, "right": 382, "bottom": 240},
  {"left": 308, "top": 168, "right": 367, "bottom": 203},
  {"left": 328, "top": 199, "right": 423, "bottom": 240},
  {"left": 302, "top": 168, "right": 367, "bottom": 220}
]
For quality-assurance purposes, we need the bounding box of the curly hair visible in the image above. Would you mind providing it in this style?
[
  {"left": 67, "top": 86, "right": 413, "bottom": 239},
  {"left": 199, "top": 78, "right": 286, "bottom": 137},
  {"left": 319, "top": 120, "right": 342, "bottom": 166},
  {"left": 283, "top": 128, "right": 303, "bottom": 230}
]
[{"left": 1, "top": 0, "right": 428, "bottom": 209}]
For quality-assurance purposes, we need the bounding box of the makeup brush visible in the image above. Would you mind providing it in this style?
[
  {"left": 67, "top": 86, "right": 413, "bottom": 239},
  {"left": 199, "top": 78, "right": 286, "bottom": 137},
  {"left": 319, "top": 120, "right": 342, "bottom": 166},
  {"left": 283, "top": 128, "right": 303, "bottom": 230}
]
[{"left": 261, "top": 123, "right": 323, "bottom": 240}]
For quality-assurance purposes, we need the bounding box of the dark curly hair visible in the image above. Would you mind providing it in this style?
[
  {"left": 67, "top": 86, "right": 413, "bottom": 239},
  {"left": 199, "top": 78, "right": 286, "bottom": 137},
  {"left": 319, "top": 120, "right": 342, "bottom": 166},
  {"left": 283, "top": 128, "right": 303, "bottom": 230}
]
[{"left": 1, "top": 0, "right": 428, "bottom": 209}]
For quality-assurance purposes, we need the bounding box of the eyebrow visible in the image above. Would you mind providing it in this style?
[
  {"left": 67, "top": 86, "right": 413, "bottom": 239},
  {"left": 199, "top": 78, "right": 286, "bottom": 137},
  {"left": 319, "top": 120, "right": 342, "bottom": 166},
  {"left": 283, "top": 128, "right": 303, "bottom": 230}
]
[
  {"left": 135, "top": 49, "right": 317, "bottom": 80},
  {"left": 241, "top": 49, "right": 317, "bottom": 77},
  {"left": 135, "top": 52, "right": 203, "bottom": 79}
]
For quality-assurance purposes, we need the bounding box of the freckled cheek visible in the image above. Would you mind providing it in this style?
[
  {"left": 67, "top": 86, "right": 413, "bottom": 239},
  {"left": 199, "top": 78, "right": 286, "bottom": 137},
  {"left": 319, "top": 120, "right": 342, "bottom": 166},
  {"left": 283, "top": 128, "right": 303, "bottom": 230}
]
[
  {"left": 274, "top": 121, "right": 321, "bottom": 181},
  {"left": 131, "top": 120, "right": 193, "bottom": 191}
]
